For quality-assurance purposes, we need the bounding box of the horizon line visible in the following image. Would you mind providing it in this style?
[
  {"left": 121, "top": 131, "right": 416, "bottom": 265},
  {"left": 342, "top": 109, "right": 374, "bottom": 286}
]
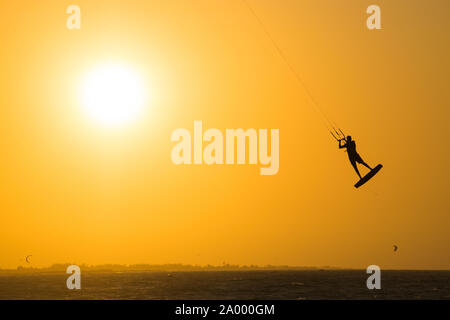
[{"left": 2, "top": 263, "right": 450, "bottom": 272}]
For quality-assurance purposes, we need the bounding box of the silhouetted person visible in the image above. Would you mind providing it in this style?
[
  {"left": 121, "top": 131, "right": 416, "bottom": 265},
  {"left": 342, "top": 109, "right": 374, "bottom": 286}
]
[{"left": 339, "top": 136, "right": 372, "bottom": 179}]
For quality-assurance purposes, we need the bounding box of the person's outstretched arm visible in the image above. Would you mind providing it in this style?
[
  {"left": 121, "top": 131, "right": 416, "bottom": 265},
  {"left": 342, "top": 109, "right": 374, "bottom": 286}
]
[{"left": 339, "top": 140, "right": 346, "bottom": 149}]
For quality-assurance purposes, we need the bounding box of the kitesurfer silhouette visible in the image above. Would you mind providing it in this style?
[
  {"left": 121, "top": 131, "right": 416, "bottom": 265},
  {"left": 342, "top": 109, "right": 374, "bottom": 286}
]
[{"left": 339, "top": 136, "right": 372, "bottom": 179}]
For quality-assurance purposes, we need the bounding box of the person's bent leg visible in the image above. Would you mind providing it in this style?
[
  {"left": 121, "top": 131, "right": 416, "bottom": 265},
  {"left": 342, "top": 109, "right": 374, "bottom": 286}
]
[
  {"left": 351, "top": 160, "right": 362, "bottom": 179},
  {"left": 356, "top": 154, "right": 372, "bottom": 170},
  {"left": 361, "top": 161, "right": 372, "bottom": 170}
]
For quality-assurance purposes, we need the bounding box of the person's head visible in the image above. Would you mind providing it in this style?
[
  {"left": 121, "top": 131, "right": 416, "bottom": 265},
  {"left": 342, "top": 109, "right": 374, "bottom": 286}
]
[{"left": 346, "top": 135, "right": 352, "bottom": 142}]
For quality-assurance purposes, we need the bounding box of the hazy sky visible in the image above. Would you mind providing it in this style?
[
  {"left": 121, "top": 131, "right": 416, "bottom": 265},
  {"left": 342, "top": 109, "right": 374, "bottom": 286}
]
[{"left": 1, "top": 0, "right": 449, "bottom": 269}]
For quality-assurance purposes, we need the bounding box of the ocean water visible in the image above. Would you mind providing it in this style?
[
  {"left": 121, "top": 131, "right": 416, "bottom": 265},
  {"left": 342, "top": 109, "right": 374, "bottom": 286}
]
[{"left": 0, "top": 270, "right": 449, "bottom": 300}]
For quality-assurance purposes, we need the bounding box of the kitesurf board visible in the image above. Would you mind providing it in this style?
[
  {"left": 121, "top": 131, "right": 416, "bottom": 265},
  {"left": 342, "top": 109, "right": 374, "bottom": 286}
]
[{"left": 354, "top": 164, "right": 383, "bottom": 188}]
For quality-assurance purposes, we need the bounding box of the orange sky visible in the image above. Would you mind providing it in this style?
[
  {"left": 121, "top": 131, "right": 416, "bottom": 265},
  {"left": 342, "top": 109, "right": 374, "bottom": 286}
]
[{"left": 0, "top": 0, "right": 449, "bottom": 269}]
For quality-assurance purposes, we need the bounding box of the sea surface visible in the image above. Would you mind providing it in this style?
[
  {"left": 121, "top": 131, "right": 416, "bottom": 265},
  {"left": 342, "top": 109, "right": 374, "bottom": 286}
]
[{"left": 0, "top": 270, "right": 449, "bottom": 300}]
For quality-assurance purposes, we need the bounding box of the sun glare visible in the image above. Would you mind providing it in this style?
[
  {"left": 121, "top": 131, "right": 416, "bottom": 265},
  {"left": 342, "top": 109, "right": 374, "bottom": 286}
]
[{"left": 81, "top": 62, "right": 146, "bottom": 127}]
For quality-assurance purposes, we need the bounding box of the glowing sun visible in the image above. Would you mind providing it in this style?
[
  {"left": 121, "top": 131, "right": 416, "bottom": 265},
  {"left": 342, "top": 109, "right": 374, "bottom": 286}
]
[{"left": 81, "top": 62, "right": 146, "bottom": 127}]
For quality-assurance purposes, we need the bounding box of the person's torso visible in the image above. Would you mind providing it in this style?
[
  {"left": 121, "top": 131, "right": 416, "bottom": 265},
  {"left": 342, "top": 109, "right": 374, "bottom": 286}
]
[{"left": 347, "top": 141, "right": 357, "bottom": 154}]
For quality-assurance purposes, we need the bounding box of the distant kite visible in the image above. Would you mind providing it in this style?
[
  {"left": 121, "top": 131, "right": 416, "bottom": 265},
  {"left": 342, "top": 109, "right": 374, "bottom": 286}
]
[
  {"left": 25, "top": 255, "right": 32, "bottom": 264},
  {"left": 393, "top": 245, "right": 398, "bottom": 252}
]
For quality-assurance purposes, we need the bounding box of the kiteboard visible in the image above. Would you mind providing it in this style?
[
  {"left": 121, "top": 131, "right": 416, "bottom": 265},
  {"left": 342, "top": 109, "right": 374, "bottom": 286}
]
[{"left": 354, "top": 164, "right": 383, "bottom": 188}]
